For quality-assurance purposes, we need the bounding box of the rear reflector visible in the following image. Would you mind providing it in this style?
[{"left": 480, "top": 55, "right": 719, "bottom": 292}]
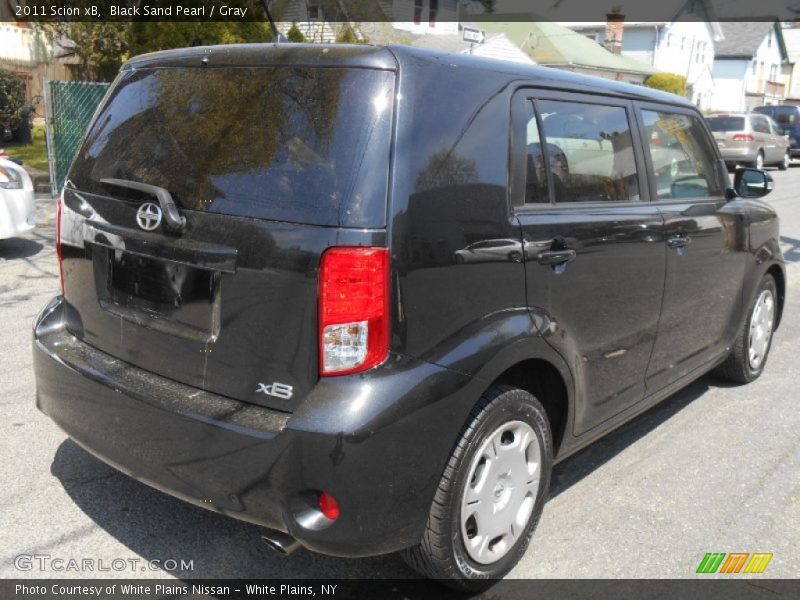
[
  {"left": 732, "top": 133, "right": 755, "bottom": 142},
  {"left": 56, "top": 195, "right": 64, "bottom": 295},
  {"left": 318, "top": 247, "right": 389, "bottom": 376},
  {"left": 318, "top": 491, "right": 340, "bottom": 521}
]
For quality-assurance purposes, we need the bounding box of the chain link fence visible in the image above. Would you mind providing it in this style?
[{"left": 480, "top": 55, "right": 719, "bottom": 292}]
[{"left": 44, "top": 80, "right": 110, "bottom": 195}]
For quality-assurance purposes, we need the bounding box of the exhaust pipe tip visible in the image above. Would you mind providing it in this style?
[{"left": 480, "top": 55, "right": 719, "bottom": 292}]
[{"left": 261, "top": 531, "right": 302, "bottom": 556}]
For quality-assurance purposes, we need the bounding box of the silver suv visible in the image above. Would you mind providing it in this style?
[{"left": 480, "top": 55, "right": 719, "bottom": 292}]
[{"left": 706, "top": 113, "right": 790, "bottom": 170}]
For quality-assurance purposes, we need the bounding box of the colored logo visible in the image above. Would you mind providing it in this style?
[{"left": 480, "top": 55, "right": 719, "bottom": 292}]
[{"left": 696, "top": 552, "right": 773, "bottom": 574}]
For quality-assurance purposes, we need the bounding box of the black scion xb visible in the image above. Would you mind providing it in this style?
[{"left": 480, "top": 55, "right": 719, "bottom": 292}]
[{"left": 33, "top": 44, "right": 786, "bottom": 588}]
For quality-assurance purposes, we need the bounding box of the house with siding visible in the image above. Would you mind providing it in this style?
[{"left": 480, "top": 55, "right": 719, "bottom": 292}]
[
  {"left": 480, "top": 20, "right": 655, "bottom": 85},
  {"left": 782, "top": 25, "right": 800, "bottom": 103},
  {"left": 710, "top": 21, "right": 788, "bottom": 112},
  {"left": 0, "top": 21, "right": 77, "bottom": 106},
  {"left": 559, "top": 1, "right": 723, "bottom": 110},
  {"left": 274, "top": 1, "right": 534, "bottom": 65},
  {"left": 274, "top": 0, "right": 463, "bottom": 42}
]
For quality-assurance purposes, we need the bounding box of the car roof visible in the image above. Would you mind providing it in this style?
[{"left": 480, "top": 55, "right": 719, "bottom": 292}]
[
  {"left": 755, "top": 104, "right": 800, "bottom": 111},
  {"left": 124, "top": 43, "right": 398, "bottom": 71},
  {"left": 124, "top": 43, "right": 695, "bottom": 108}
]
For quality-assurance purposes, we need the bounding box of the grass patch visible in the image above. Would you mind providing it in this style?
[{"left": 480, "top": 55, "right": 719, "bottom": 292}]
[{"left": 3, "top": 125, "right": 49, "bottom": 173}]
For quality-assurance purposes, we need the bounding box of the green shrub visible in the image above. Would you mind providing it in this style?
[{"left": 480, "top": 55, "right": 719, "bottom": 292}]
[
  {"left": 286, "top": 23, "right": 305, "bottom": 43},
  {"left": 644, "top": 72, "right": 687, "bottom": 96},
  {"left": 336, "top": 26, "right": 370, "bottom": 44},
  {"left": 336, "top": 26, "right": 358, "bottom": 44},
  {"left": 0, "top": 69, "right": 25, "bottom": 131}
]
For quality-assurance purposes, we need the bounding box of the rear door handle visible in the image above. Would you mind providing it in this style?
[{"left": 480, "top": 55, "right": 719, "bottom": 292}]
[
  {"left": 536, "top": 249, "right": 576, "bottom": 266},
  {"left": 666, "top": 235, "right": 691, "bottom": 249}
]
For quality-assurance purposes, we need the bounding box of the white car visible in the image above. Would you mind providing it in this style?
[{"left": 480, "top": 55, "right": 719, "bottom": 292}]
[{"left": 0, "top": 157, "right": 35, "bottom": 239}]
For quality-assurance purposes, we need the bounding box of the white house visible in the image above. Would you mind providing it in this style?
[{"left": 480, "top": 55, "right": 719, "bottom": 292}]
[
  {"left": 561, "top": 1, "right": 723, "bottom": 110},
  {"left": 710, "top": 21, "right": 788, "bottom": 112},
  {"left": 275, "top": 0, "right": 465, "bottom": 43},
  {"left": 380, "top": 0, "right": 461, "bottom": 36},
  {"left": 0, "top": 22, "right": 76, "bottom": 104},
  {"left": 781, "top": 25, "right": 800, "bottom": 102}
]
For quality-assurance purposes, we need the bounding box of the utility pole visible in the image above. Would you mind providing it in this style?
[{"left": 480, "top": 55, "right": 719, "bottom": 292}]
[{"left": 259, "top": 0, "right": 284, "bottom": 42}]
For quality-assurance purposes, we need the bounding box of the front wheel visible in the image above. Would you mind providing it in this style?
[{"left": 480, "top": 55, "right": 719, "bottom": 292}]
[
  {"left": 713, "top": 274, "right": 778, "bottom": 384},
  {"left": 779, "top": 151, "right": 790, "bottom": 170},
  {"left": 401, "top": 385, "right": 552, "bottom": 591}
]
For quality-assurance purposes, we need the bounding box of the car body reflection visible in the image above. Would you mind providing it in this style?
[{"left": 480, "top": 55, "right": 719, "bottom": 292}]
[{"left": 454, "top": 238, "right": 524, "bottom": 263}]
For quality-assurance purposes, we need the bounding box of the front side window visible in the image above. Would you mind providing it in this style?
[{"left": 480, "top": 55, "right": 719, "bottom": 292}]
[
  {"left": 536, "top": 100, "right": 640, "bottom": 203},
  {"left": 642, "top": 109, "right": 721, "bottom": 200}
]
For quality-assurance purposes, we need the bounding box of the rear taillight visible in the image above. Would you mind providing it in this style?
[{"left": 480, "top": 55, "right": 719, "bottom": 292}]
[
  {"left": 318, "top": 247, "right": 389, "bottom": 376},
  {"left": 56, "top": 195, "right": 64, "bottom": 295},
  {"left": 732, "top": 133, "right": 755, "bottom": 142},
  {"left": 650, "top": 130, "right": 661, "bottom": 146}
]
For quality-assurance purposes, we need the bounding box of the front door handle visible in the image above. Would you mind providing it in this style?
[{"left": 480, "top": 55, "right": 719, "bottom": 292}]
[
  {"left": 666, "top": 235, "right": 691, "bottom": 249},
  {"left": 537, "top": 249, "right": 577, "bottom": 266}
]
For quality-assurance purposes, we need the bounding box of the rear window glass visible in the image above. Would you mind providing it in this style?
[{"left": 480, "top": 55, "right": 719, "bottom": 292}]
[
  {"left": 68, "top": 66, "right": 395, "bottom": 228},
  {"left": 706, "top": 117, "right": 745, "bottom": 132},
  {"left": 755, "top": 106, "right": 799, "bottom": 125}
]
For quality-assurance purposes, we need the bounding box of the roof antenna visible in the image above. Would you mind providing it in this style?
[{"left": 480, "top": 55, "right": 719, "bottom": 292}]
[{"left": 259, "top": 0, "right": 286, "bottom": 43}]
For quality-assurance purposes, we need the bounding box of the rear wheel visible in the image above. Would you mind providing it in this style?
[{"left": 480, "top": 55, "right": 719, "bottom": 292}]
[
  {"left": 713, "top": 274, "right": 777, "bottom": 384},
  {"left": 752, "top": 151, "right": 765, "bottom": 170},
  {"left": 401, "top": 385, "right": 552, "bottom": 591}
]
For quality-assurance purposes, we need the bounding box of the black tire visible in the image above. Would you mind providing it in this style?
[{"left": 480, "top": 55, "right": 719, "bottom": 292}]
[
  {"left": 713, "top": 274, "right": 777, "bottom": 384},
  {"left": 778, "top": 151, "right": 790, "bottom": 171},
  {"left": 751, "top": 151, "right": 765, "bottom": 170},
  {"left": 401, "top": 384, "right": 553, "bottom": 591}
]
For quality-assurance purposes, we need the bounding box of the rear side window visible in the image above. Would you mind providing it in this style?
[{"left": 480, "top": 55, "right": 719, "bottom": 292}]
[
  {"left": 533, "top": 100, "right": 640, "bottom": 203},
  {"left": 706, "top": 116, "right": 745, "bottom": 131},
  {"left": 642, "top": 109, "right": 722, "bottom": 200},
  {"left": 69, "top": 67, "right": 395, "bottom": 228},
  {"left": 752, "top": 117, "right": 771, "bottom": 134},
  {"left": 757, "top": 105, "right": 799, "bottom": 126}
]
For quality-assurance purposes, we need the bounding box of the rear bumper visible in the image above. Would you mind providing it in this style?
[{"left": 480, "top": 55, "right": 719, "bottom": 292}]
[
  {"left": 33, "top": 296, "right": 475, "bottom": 557},
  {"left": 0, "top": 187, "right": 35, "bottom": 239},
  {"left": 718, "top": 146, "right": 757, "bottom": 164}
]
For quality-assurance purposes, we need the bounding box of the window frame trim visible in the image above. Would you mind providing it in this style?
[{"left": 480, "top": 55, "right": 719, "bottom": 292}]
[{"left": 509, "top": 88, "right": 650, "bottom": 213}]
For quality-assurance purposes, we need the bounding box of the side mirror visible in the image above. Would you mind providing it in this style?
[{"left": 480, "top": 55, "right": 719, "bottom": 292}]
[{"left": 733, "top": 167, "right": 773, "bottom": 199}]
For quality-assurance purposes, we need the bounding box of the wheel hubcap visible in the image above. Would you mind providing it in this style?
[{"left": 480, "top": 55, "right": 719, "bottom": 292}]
[
  {"left": 748, "top": 289, "right": 775, "bottom": 370},
  {"left": 460, "top": 421, "right": 541, "bottom": 565},
  {"left": 756, "top": 154, "right": 764, "bottom": 169}
]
